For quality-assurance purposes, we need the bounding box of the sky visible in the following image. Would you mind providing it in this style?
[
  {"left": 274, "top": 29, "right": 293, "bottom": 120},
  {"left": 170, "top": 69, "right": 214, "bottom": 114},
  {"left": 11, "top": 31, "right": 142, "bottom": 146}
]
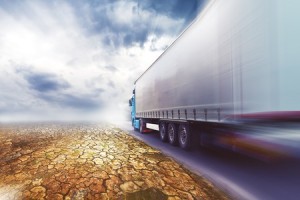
[{"left": 0, "top": 0, "right": 205, "bottom": 122}]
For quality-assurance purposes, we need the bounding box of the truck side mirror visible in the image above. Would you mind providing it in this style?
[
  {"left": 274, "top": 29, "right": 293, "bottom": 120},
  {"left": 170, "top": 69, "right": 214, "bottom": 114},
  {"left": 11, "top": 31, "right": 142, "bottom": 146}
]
[{"left": 129, "top": 99, "right": 132, "bottom": 106}]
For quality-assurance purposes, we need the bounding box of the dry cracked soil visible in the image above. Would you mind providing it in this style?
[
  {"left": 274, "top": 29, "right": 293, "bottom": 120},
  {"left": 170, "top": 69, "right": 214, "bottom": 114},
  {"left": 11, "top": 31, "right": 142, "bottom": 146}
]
[{"left": 0, "top": 123, "right": 229, "bottom": 200}]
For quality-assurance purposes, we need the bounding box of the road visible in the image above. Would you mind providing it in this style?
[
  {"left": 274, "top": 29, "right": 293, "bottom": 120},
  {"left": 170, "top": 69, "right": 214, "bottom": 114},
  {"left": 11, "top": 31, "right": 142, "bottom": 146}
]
[{"left": 119, "top": 122, "right": 300, "bottom": 200}]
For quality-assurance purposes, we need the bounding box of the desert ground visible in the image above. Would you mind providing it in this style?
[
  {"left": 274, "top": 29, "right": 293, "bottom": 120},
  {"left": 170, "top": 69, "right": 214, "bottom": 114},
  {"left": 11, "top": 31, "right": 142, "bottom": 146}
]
[{"left": 0, "top": 123, "right": 228, "bottom": 200}]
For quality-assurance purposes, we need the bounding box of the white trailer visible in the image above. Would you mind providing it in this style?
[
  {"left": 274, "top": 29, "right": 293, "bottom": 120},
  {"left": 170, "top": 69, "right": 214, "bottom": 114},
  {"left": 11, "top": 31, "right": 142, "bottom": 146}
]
[{"left": 131, "top": 0, "right": 300, "bottom": 157}]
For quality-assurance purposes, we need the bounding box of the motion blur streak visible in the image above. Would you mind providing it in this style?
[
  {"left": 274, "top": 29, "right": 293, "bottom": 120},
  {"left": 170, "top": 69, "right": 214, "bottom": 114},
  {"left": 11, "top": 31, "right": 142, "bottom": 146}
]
[{"left": 213, "top": 117, "right": 300, "bottom": 161}]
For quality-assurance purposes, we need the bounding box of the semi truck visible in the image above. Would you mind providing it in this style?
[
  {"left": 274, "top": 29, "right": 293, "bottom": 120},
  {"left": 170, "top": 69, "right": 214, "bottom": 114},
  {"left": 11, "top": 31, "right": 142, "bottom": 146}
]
[{"left": 129, "top": 0, "right": 300, "bottom": 157}]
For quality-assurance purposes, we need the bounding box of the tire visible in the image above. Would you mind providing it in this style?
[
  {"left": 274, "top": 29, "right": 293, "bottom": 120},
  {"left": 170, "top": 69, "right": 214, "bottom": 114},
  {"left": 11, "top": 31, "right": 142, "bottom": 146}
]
[
  {"left": 139, "top": 119, "right": 145, "bottom": 133},
  {"left": 133, "top": 119, "right": 138, "bottom": 131},
  {"left": 160, "top": 122, "right": 168, "bottom": 142},
  {"left": 133, "top": 122, "right": 139, "bottom": 131},
  {"left": 178, "top": 124, "right": 192, "bottom": 150},
  {"left": 168, "top": 123, "right": 178, "bottom": 146}
]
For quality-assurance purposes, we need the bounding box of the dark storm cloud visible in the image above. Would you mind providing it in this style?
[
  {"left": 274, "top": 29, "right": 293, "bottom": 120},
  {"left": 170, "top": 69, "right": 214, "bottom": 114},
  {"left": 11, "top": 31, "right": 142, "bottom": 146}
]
[
  {"left": 24, "top": 73, "right": 70, "bottom": 92},
  {"left": 123, "top": 29, "right": 148, "bottom": 48},
  {"left": 17, "top": 68, "right": 102, "bottom": 110},
  {"left": 137, "top": 0, "right": 200, "bottom": 20},
  {"left": 16, "top": 68, "right": 70, "bottom": 92}
]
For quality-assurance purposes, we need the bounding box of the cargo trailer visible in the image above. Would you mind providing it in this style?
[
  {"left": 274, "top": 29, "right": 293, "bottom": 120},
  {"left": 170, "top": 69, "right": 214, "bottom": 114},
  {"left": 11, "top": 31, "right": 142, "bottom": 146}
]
[{"left": 129, "top": 0, "right": 300, "bottom": 157}]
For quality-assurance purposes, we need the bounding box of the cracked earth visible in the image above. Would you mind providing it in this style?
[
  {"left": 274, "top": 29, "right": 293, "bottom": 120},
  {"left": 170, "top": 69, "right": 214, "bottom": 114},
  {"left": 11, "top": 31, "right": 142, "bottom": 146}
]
[{"left": 0, "top": 123, "right": 228, "bottom": 200}]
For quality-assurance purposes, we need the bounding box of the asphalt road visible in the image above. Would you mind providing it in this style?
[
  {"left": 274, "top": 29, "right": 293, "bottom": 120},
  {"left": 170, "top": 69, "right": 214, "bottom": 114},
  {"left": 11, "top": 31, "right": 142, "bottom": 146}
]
[{"left": 118, "top": 122, "right": 300, "bottom": 200}]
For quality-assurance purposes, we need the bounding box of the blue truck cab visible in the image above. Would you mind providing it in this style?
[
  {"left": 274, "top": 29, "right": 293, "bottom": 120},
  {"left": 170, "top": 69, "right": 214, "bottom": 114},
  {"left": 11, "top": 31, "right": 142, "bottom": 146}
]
[{"left": 129, "top": 89, "right": 140, "bottom": 130}]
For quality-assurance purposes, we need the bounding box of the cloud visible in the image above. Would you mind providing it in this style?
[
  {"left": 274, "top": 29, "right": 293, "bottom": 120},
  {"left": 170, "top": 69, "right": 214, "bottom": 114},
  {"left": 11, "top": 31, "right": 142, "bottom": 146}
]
[
  {"left": 19, "top": 69, "right": 70, "bottom": 92},
  {"left": 14, "top": 68, "right": 103, "bottom": 111},
  {"left": 37, "top": 92, "right": 102, "bottom": 111},
  {"left": 137, "top": 0, "right": 200, "bottom": 20},
  {"left": 0, "top": 0, "right": 202, "bottom": 121},
  {"left": 70, "top": 0, "right": 197, "bottom": 49}
]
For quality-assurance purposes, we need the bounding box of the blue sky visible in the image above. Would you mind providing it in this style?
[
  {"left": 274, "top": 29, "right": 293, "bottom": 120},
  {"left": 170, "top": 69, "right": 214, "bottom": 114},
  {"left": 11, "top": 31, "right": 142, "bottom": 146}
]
[{"left": 0, "top": 0, "right": 205, "bottom": 121}]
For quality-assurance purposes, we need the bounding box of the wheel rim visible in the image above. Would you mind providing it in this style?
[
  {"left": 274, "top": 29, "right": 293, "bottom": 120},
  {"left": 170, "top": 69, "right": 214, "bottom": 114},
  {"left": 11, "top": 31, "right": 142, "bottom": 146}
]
[
  {"left": 180, "top": 127, "right": 187, "bottom": 145},
  {"left": 160, "top": 125, "right": 166, "bottom": 139},
  {"left": 169, "top": 125, "right": 175, "bottom": 142}
]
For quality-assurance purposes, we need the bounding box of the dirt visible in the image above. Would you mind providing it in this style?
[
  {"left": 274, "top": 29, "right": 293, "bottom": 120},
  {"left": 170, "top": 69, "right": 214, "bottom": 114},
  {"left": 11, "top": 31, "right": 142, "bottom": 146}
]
[{"left": 0, "top": 123, "right": 229, "bottom": 200}]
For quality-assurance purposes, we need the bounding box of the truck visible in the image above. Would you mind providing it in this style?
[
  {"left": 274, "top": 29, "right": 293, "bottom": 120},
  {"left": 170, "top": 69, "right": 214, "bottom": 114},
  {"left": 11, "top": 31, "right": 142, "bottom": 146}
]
[{"left": 129, "top": 0, "right": 300, "bottom": 158}]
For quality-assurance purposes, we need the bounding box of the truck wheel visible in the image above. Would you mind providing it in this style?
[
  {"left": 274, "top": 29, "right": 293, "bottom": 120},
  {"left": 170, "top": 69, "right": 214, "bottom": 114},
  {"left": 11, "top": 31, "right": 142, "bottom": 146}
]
[
  {"left": 139, "top": 119, "right": 145, "bottom": 133},
  {"left": 133, "top": 119, "right": 138, "bottom": 131},
  {"left": 160, "top": 123, "right": 168, "bottom": 142},
  {"left": 168, "top": 123, "right": 178, "bottom": 146},
  {"left": 178, "top": 124, "right": 192, "bottom": 150}
]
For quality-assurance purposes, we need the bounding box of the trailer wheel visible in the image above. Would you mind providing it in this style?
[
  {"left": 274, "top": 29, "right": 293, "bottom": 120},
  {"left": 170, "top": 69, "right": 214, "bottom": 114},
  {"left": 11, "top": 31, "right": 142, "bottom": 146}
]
[
  {"left": 168, "top": 123, "right": 178, "bottom": 146},
  {"left": 160, "top": 122, "right": 168, "bottom": 142},
  {"left": 178, "top": 124, "right": 192, "bottom": 150}
]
